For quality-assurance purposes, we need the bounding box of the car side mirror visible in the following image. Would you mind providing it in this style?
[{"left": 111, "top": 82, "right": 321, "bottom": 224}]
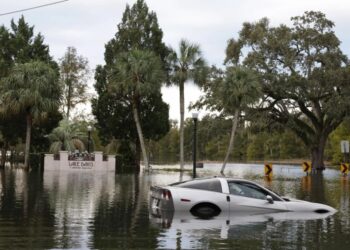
[{"left": 266, "top": 195, "right": 274, "bottom": 204}]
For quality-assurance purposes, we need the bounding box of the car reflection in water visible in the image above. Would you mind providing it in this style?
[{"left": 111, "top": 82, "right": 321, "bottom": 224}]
[{"left": 149, "top": 209, "right": 337, "bottom": 240}]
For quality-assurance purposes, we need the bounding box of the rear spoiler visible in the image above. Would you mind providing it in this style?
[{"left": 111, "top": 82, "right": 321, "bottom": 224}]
[{"left": 150, "top": 186, "right": 163, "bottom": 192}]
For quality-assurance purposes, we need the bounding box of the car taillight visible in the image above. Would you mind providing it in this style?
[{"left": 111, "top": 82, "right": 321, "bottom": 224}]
[{"left": 162, "top": 189, "right": 172, "bottom": 200}]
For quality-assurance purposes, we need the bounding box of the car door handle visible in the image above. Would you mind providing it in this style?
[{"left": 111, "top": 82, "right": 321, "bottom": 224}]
[{"left": 226, "top": 196, "right": 230, "bottom": 202}]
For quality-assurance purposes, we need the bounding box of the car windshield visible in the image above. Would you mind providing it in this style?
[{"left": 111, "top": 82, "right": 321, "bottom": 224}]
[
  {"left": 228, "top": 181, "right": 283, "bottom": 201},
  {"left": 171, "top": 178, "right": 222, "bottom": 193}
]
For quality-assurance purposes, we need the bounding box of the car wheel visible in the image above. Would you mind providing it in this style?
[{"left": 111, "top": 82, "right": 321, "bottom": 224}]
[{"left": 190, "top": 203, "right": 221, "bottom": 218}]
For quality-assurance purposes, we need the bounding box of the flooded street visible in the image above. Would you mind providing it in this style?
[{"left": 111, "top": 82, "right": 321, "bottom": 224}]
[{"left": 0, "top": 164, "right": 349, "bottom": 249}]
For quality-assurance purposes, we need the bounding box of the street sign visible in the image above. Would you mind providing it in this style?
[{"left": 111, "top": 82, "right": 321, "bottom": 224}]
[
  {"left": 340, "top": 140, "right": 349, "bottom": 153},
  {"left": 341, "top": 163, "right": 349, "bottom": 175},
  {"left": 302, "top": 161, "right": 312, "bottom": 174},
  {"left": 264, "top": 163, "right": 273, "bottom": 176}
]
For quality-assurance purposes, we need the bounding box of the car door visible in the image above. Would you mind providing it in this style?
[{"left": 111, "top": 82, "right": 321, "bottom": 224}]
[
  {"left": 170, "top": 178, "right": 230, "bottom": 212},
  {"left": 227, "top": 181, "right": 288, "bottom": 213}
]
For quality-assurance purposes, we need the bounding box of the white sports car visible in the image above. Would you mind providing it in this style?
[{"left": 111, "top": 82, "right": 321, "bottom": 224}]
[{"left": 150, "top": 177, "right": 336, "bottom": 218}]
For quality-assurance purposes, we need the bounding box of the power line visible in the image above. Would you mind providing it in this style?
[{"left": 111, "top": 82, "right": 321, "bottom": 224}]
[{"left": 0, "top": 0, "right": 69, "bottom": 17}]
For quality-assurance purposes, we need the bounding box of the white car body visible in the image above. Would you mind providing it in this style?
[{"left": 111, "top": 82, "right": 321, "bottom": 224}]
[{"left": 150, "top": 177, "right": 336, "bottom": 217}]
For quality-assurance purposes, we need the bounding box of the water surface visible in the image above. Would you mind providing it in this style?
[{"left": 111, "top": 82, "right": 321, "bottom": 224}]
[{"left": 0, "top": 163, "right": 349, "bottom": 249}]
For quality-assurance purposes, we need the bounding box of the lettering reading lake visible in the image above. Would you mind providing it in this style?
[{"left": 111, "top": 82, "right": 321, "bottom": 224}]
[{"left": 68, "top": 161, "right": 94, "bottom": 169}]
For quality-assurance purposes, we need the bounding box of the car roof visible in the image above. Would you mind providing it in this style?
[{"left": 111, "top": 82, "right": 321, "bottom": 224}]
[
  {"left": 170, "top": 177, "right": 256, "bottom": 186},
  {"left": 195, "top": 176, "right": 255, "bottom": 182}
]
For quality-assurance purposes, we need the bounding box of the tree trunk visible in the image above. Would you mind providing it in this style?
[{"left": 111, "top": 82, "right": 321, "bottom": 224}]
[
  {"left": 179, "top": 82, "right": 185, "bottom": 171},
  {"left": 0, "top": 148, "right": 6, "bottom": 168},
  {"left": 132, "top": 103, "right": 149, "bottom": 169},
  {"left": 311, "top": 136, "right": 326, "bottom": 172},
  {"left": 0, "top": 141, "right": 7, "bottom": 168},
  {"left": 66, "top": 80, "right": 72, "bottom": 120},
  {"left": 10, "top": 150, "right": 14, "bottom": 167},
  {"left": 221, "top": 108, "right": 240, "bottom": 175},
  {"left": 66, "top": 104, "right": 71, "bottom": 120},
  {"left": 134, "top": 139, "right": 141, "bottom": 172},
  {"left": 24, "top": 113, "right": 32, "bottom": 170}
]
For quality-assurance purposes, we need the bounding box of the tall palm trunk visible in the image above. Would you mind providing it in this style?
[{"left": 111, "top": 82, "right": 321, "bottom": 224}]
[
  {"left": 132, "top": 102, "right": 149, "bottom": 169},
  {"left": 221, "top": 108, "right": 240, "bottom": 175},
  {"left": 179, "top": 82, "right": 185, "bottom": 171},
  {"left": 24, "top": 113, "right": 32, "bottom": 170}
]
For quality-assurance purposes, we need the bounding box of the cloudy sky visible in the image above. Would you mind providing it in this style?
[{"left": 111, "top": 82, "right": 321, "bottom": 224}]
[{"left": 1, "top": 0, "right": 350, "bottom": 120}]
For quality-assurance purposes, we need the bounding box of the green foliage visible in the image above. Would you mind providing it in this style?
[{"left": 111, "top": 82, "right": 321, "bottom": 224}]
[
  {"left": 204, "top": 136, "right": 228, "bottom": 161},
  {"left": 226, "top": 11, "right": 350, "bottom": 169},
  {"left": 92, "top": 0, "right": 169, "bottom": 168},
  {"left": 326, "top": 120, "right": 350, "bottom": 164},
  {"left": 31, "top": 110, "right": 63, "bottom": 153},
  {"left": 0, "top": 16, "right": 59, "bottom": 160},
  {"left": 246, "top": 134, "right": 266, "bottom": 161},
  {"left": 167, "top": 39, "right": 208, "bottom": 169},
  {"left": 59, "top": 47, "right": 89, "bottom": 119},
  {"left": 149, "top": 122, "right": 179, "bottom": 164},
  {"left": 150, "top": 115, "right": 312, "bottom": 163},
  {"left": 279, "top": 131, "right": 308, "bottom": 159},
  {"left": 111, "top": 49, "right": 165, "bottom": 97},
  {"left": 196, "top": 115, "right": 232, "bottom": 160},
  {"left": 223, "top": 67, "right": 261, "bottom": 112},
  {"left": 9, "top": 16, "right": 53, "bottom": 65},
  {"left": 193, "top": 65, "right": 261, "bottom": 173},
  {"left": 231, "top": 131, "right": 248, "bottom": 161},
  {"left": 196, "top": 66, "right": 261, "bottom": 115},
  {"left": 0, "top": 26, "right": 12, "bottom": 78},
  {"left": 0, "top": 112, "right": 26, "bottom": 149},
  {"left": 111, "top": 49, "right": 166, "bottom": 167},
  {"left": 167, "top": 39, "right": 207, "bottom": 87},
  {"left": 115, "top": 141, "right": 138, "bottom": 172},
  {"left": 0, "top": 61, "right": 61, "bottom": 167},
  {"left": 104, "top": 138, "right": 119, "bottom": 155},
  {"left": 0, "top": 61, "right": 60, "bottom": 119},
  {"left": 104, "top": 0, "right": 169, "bottom": 68},
  {"left": 263, "top": 132, "right": 280, "bottom": 160},
  {"left": 92, "top": 75, "right": 169, "bottom": 143},
  {"left": 47, "top": 119, "right": 85, "bottom": 154},
  {"left": 194, "top": 116, "right": 235, "bottom": 161}
]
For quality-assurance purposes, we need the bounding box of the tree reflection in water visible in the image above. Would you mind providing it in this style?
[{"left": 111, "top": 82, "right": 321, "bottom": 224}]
[{"left": 0, "top": 169, "right": 55, "bottom": 249}]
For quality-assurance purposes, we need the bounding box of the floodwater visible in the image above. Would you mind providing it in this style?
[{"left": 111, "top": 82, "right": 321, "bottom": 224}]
[{"left": 0, "top": 163, "right": 349, "bottom": 249}]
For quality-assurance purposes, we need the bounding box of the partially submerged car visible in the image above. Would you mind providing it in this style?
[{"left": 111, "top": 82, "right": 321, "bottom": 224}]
[{"left": 150, "top": 177, "right": 336, "bottom": 218}]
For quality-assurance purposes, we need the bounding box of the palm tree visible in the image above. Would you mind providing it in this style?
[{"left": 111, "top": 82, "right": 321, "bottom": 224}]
[
  {"left": 47, "top": 119, "right": 85, "bottom": 154},
  {"left": 168, "top": 39, "right": 207, "bottom": 171},
  {"left": 0, "top": 61, "right": 61, "bottom": 169},
  {"left": 111, "top": 49, "right": 165, "bottom": 169},
  {"left": 219, "top": 67, "right": 261, "bottom": 174}
]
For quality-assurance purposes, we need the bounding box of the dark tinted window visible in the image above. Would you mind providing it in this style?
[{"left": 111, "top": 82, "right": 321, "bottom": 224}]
[{"left": 172, "top": 179, "right": 222, "bottom": 193}]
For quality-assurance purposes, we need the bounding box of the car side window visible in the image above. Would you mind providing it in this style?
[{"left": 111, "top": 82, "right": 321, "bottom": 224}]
[
  {"left": 228, "top": 181, "right": 277, "bottom": 200},
  {"left": 175, "top": 179, "right": 222, "bottom": 193}
]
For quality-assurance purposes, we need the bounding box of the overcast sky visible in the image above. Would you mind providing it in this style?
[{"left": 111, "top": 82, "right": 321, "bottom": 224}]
[{"left": 1, "top": 0, "right": 350, "bottom": 120}]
